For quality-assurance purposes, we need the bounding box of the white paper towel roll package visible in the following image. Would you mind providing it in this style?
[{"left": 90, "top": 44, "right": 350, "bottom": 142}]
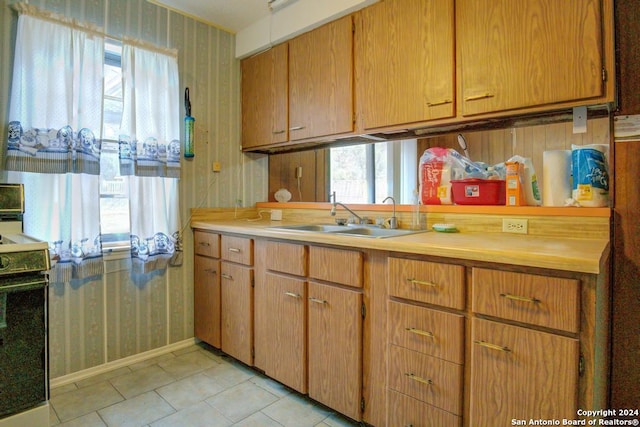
[
  {"left": 571, "top": 144, "right": 610, "bottom": 207},
  {"left": 542, "top": 150, "right": 572, "bottom": 206}
]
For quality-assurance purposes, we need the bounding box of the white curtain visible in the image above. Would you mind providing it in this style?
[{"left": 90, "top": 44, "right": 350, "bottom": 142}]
[
  {"left": 119, "top": 43, "right": 181, "bottom": 178},
  {"left": 120, "top": 43, "right": 182, "bottom": 271},
  {"left": 6, "top": 7, "right": 104, "bottom": 174},
  {"left": 6, "top": 7, "right": 104, "bottom": 282}
]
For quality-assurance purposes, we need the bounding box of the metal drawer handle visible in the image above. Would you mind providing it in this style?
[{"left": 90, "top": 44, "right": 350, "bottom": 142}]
[
  {"left": 284, "top": 292, "right": 301, "bottom": 298},
  {"left": 405, "top": 327, "right": 434, "bottom": 339},
  {"left": 407, "top": 278, "right": 437, "bottom": 288},
  {"left": 204, "top": 269, "right": 217, "bottom": 275},
  {"left": 500, "top": 293, "right": 540, "bottom": 304},
  {"left": 309, "top": 297, "right": 327, "bottom": 305},
  {"left": 198, "top": 242, "right": 210, "bottom": 247},
  {"left": 221, "top": 273, "right": 233, "bottom": 280},
  {"left": 289, "top": 126, "right": 305, "bottom": 131},
  {"left": 272, "top": 129, "right": 286, "bottom": 134},
  {"left": 474, "top": 340, "right": 511, "bottom": 353},
  {"left": 464, "top": 93, "right": 495, "bottom": 101},
  {"left": 228, "top": 247, "right": 241, "bottom": 253},
  {"left": 405, "top": 373, "right": 433, "bottom": 386},
  {"left": 426, "top": 99, "right": 452, "bottom": 107}
]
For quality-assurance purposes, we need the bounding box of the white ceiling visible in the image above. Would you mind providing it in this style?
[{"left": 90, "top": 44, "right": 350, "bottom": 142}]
[{"left": 150, "top": 0, "right": 272, "bottom": 33}]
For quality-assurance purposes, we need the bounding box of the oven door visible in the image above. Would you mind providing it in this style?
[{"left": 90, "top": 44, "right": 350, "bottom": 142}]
[{"left": 0, "top": 274, "right": 47, "bottom": 419}]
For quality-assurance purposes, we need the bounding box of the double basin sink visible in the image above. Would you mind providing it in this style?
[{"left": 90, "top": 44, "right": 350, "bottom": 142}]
[{"left": 268, "top": 223, "right": 426, "bottom": 239}]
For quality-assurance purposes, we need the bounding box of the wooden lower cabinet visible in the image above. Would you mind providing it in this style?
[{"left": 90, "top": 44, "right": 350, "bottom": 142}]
[
  {"left": 194, "top": 255, "right": 221, "bottom": 347},
  {"left": 308, "top": 280, "right": 362, "bottom": 421},
  {"left": 388, "top": 390, "right": 461, "bottom": 427},
  {"left": 469, "top": 318, "right": 579, "bottom": 426},
  {"left": 220, "top": 261, "right": 254, "bottom": 366},
  {"left": 263, "top": 272, "right": 308, "bottom": 393}
]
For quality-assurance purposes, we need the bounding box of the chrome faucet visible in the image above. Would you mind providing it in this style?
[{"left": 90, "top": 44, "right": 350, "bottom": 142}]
[
  {"left": 329, "top": 191, "right": 366, "bottom": 224},
  {"left": 382, "top": 196, "right": 398, "bottom": 229}
]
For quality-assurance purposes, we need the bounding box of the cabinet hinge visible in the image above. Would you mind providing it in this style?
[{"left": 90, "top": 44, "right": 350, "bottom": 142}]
[
  {"left": 361, "top": 303, "right": 366, "bottom": 319},
  {"left": 579, "top": 353, "right": 585, "bottom": 377},
  {"left": 602, "top": 67, "right": 607, "bottom": 82},
  {"left": 251, "top": 277, "right": 255, "bottom": 288},
  {"left": 360, "top": 397, "right": 365, "bottom": 412}
]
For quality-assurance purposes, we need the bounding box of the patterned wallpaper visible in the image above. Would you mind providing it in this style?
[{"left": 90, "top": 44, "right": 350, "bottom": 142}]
[{"left": 0, "top": 0, "right": 268, "bottom": 378}]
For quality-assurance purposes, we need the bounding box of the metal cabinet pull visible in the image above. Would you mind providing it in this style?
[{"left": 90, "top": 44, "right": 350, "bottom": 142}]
[
  {"left": 500, "top": 293, "right": 540, "bottom": 304},
  {"left": 228, "top": 247, "right": 241, "bottom": 253},
  {"left": 198, "top": 242, "right": 210, "bottom": 247},
  {"left": 272, "top": 129, "right": 286, "bottom": 134},
  {"left": 405, "top": 327, "right": 434, "bottom": 338},
  {"left": 407, "top": 278, "right": 437, "bottom": 287},
  {"left": 289, "top": 126, "right": 305, "bottom": 131},
  {"left": 221, "top": 273, "right": 233, "bottom": 280},
  {"left": 464, "top": 93, "right": 494, "bottom": 101},
  {"left": 309, "top": 297, "right": 327, "bottom": 305},
  {"left": 405, "top": 373, "right": 433, "bottom": 386},
  {"left": 426, "top": 99, "right": 452, "bottom": 107},
  {"left": 204, "top": 269, "right": 217, "bottom": 275},
  {"left": 474, "top": 340, "right": 511, "bottom": 352},
  {"left": 284, "top": 292, "right": 301, "bottom": 298}
]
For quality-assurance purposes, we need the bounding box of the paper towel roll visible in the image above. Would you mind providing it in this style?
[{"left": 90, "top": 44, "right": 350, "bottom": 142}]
[
  {"left": 543, "top": 150, "right": 572, "bottom": 206},
  {"left": 571, "top": 144, "right": 609, "bottom": 207}
]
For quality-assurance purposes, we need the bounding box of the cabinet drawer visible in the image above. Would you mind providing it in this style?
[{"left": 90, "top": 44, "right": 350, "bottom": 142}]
[
  {"left": 470, "top": 318, "right": 579, "bottom": 424},
  {"left": 388, "top": 301, "right": 464, "bottom": 364},
  {"left": 194, "top": 230, "right": 220, "bottom": 258},
  {"left": 388, "top": 345, "right": 463, "bottom": 415},
  {"left": 472, "top": 268, "right": 580, "bottom": 333},
  {"left": 309, "top": 246, "right": 362, "bottom": 288},
  {"left": 265, "top": 241, "right": 307, "bottom": 276},
  {"left": 388, "top": 258, "right": 465, "bottom": 309},
  {"left": 387, "top": 389, "right": 461, "bottom": 427},
  {"left": 221, "top": 235, "right": 253, "bottom": 265}
]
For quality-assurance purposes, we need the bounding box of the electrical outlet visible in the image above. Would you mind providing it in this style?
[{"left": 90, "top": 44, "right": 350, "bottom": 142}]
[{"left": 502, "top": 218, "right": 528, "bottom": 234}]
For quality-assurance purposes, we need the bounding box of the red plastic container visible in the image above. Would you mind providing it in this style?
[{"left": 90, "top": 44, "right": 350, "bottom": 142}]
[{"left": 451, "top": 179, "right": 506, "bottom": 205}]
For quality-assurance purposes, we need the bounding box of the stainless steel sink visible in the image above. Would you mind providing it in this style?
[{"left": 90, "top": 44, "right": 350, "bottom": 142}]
[
  {"left": 268, "top": 224, "right": 426, "bottom": 239},
  {"left": 269, "top": 224, "right": 352, "bottom": 233},
  {"left": 332, "top": 227, "right": 423, "bottom": 238}
]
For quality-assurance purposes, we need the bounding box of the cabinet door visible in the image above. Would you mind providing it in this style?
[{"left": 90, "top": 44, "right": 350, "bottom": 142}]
[
  {"left": 308, "top": 281, "right": 362, "bottom": 421},
  {"left": 194, "top": 255, "right": 221, "bottom": 347},
  {"left": 264, "top": 272, "right": 307, "bottom": 393},
  {"left": 470, "top": 318, "right": 579, "bottom": 426},
  {"left": 221, "top": 262, "right": 254, "bottom": 365},
  {"left": 360, "top": 0, "right": 455, "bottom": 129},
  {"left": 289, "top": 15, "right": 353, "bottom": 140},
  {"left": 241, "top": 43, "right": 288, "bottom": 148},
  {"left": 458, "top": 0, "right": 603, "bottom": 116}
]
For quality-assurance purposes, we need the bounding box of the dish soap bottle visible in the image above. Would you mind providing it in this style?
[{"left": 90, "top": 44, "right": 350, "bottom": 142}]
[{"left": 412, "top": 189, "right": 423, "bottom": 230}]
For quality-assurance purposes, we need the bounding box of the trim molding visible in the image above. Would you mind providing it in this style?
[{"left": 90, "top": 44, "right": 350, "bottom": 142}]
[{"left": 50, "top": 338, "right": 199, "bottom": 389}]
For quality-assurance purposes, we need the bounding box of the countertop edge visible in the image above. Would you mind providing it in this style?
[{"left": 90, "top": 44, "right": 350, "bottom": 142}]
[{"left": 190, "top": 220, "right": 609, "bottom": 275}]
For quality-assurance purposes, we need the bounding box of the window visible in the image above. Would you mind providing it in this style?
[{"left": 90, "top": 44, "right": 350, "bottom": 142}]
[
  {"left": 99, "top": 40, "right": 131, "bottom": 254},
  {"left": 329, "top": 140, "right": 417, "bottom": 204}
]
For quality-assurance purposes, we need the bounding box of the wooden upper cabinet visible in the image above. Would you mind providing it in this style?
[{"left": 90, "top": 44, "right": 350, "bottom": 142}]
[
  {"left": 288, "top": 15, "right": 354, "bottom": 140},
  {"left": 241, "top": 43, "right": 288, "bottom": 149},
  {"left": 458, "top": 0, "right": 605, "bottom": 116},
  {"left": 359, "top": 0, "right": 455, "bottom": 129}
]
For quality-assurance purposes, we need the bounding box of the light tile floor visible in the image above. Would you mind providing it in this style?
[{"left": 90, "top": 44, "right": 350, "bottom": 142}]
[{"left": 49, "top": 342, "right": 361, "bottom": 427}]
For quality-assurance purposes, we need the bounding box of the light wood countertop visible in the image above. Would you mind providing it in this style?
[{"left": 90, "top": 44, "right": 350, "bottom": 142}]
[{"left": 191, "top": 218, "right": 609, "bottom": 275}]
